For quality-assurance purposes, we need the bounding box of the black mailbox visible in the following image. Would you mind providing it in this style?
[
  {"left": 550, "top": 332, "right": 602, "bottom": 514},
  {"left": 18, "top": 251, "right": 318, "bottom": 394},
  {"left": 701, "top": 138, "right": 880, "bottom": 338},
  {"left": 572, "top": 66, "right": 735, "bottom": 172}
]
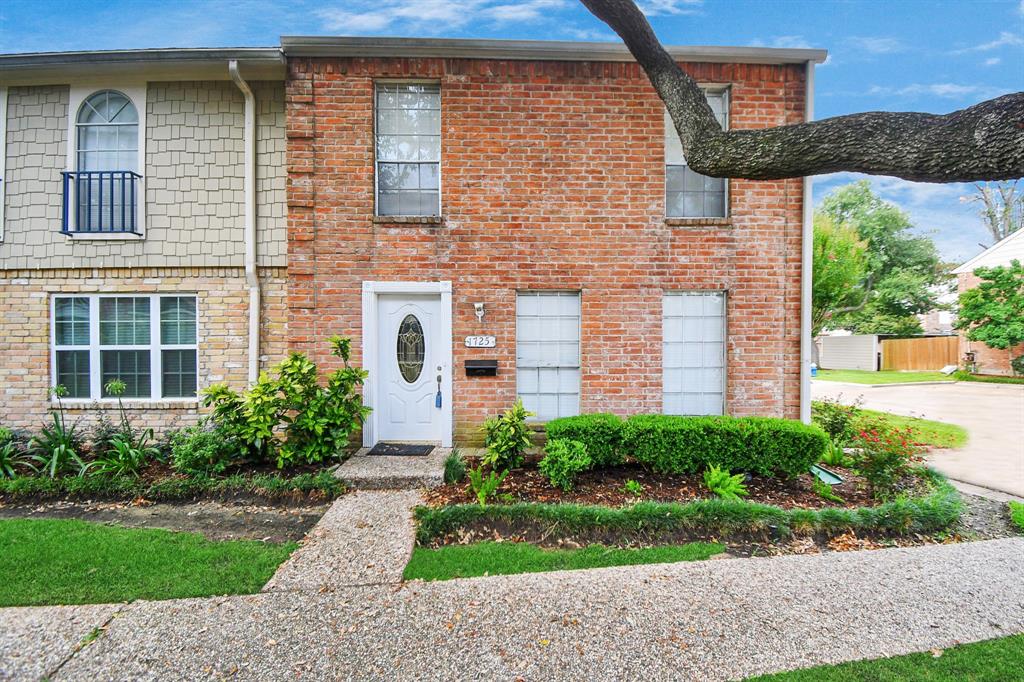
[{"left": 465, "top": 359, "right": 498, "bottom": 377}]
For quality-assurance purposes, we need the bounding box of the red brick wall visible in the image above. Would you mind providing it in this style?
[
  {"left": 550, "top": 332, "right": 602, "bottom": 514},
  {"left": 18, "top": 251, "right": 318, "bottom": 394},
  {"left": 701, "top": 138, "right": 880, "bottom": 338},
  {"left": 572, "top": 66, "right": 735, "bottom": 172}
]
[
  {"left": 957, "top": 272, "right": 1024, "bottom": 376},
  {"left": 286, "top": 57, "right": 807, "bottom": 442}
]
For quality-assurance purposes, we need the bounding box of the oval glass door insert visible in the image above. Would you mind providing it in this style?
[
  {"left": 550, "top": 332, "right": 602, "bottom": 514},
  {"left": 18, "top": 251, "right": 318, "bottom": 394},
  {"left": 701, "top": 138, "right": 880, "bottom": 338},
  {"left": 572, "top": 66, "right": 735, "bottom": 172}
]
[{"left": 397, "top": 314, "right": 425, "bottom": 383}]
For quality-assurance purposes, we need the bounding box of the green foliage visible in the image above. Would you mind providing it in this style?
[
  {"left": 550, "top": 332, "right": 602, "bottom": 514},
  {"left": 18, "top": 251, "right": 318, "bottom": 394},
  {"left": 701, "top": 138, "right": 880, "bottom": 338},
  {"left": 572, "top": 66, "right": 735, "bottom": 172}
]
[
  {"left": 481, "top": 399, "right": 533, "bottom": 470},
  {"left": 466, "top": 466, "right": 507, "bottom": 507},
  {"left": 622, "top": 479, "right": 645, "bottom": 496},
  {"left": 169, "top": 424, "right": 239, "bottom": 476},
  {"left": 702, "top": 464, "right": 749, "bottom": 501},
  {"left": 443, "top": 449, "right": 466, "bottom": 485},
  {"left": 952, "top": 370, "right": 1024, "bottom": 385},
  {"left": 0, "top": 438, "right": 29, "bottom": 480},
  {"left": 1009, "top": 501, "right": 1024, "bottom": 533},
  {"left": 85, "top": 429, "right": 159, "bottom": 478},
  {"left": 811, "top": 397, "right": 862, "bottom": 442},
  {"left": 538, "top": 439, "right": 591, "bottom": 492},
  {"left": 812, "top": 478, "right": 845, "bottom": 504},
  {"left": 203, "top": 337, "right": 370, "bottom": 468},
  {"left": 812, "top": 213, "right": 869, "bottom": 335},
  {"left": 1012, "top": 355, "right": 1024, "bottom": 377},
  {"left": 820, "top": 440, "right": 852, "bottom": 468},
  {"left": 28, "top": 412, "right": 86, "bottom": 479},
  {"left": 544, "top": 413, "right": 625, "bottom": 467},
  {"left": 851, "top": 420, "right": 918, "bottom": 499},
  {"left": 955, "top": 260, "right": 1024, "bottom": 351},
  {"left": 623, "top": 415, "right": 828, "bottom": 479}
]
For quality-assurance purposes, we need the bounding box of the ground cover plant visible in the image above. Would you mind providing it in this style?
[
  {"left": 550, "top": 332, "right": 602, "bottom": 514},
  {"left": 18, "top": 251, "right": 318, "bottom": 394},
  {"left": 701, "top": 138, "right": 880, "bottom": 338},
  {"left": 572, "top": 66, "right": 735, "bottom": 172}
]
[
  {"left": 403, "top": 540, "right": 724, "bottom": 581},
  {"left": 1010, "top": 501, "right": 1024, "bottom": 533},
  {"left": 0, "top": 518, "right": 296, "bottom": 607},
  {"left": 951, "top": 370, "right": 1024, "bottom": 385},
  {"left": 814, "top": 369, "right": 951, "bottom": 384}
]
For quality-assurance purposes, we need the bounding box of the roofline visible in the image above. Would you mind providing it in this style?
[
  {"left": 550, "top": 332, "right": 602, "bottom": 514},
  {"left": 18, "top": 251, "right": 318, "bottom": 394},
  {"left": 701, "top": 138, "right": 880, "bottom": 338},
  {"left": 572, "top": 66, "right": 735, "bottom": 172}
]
[
  {"left": 280, "top": 37, "right": 828, "bottom": 65},
  {"left": 953, "top": 227, "right": 1024, "bottom": 274}
]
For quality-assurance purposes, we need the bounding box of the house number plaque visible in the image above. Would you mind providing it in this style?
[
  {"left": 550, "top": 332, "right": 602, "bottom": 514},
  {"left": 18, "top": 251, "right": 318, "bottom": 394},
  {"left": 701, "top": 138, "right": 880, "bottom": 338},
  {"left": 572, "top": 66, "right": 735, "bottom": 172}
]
[{"left": 464, "top": 335, "right": 496, "bottom": 348}]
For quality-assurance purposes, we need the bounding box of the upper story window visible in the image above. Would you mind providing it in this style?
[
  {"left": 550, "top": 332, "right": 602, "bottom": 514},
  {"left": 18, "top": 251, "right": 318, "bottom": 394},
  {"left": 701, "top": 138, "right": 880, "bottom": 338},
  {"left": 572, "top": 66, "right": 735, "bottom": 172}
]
[
  {"left": 375, "top": 83, "right": 441, "bottom": 217},
  {"left": 77, "top": 90, "right": 139, "bottom": 173},
  {"left": 665, "top": 89, "right": 728, "bottom": 219}
]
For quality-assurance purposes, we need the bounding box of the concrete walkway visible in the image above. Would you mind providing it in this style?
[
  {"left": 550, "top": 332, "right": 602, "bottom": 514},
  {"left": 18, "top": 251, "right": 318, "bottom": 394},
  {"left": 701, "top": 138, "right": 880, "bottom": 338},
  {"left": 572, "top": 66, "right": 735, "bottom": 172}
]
[
  {"left": 3, "top": 538, "right": 1021, "bottom": 681},
  {"left": 334, "top": 446, "right": 449, "bottom": 490},
  {"left": 813, "top": 381, "right": 1024, "bottom": 497}
]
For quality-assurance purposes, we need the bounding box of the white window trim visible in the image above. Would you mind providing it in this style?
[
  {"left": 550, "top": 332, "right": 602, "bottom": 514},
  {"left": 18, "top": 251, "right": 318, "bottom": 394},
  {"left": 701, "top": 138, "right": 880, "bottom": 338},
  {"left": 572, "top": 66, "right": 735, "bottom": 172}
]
[
  {"left": 64, "top": 82, "right": 147, "bottom": 240},
  {"left": 515, "top": 290, "right": 582, "bottom": 422},
  {"left": 51, "top": 293, "right": 199, "bottom": 404},
  {"left": 662, "top": 290, "right": 728, "bottom": 416},
  {"left": 373, "top": 80, "right": 443, "bottom": 219},
  {"left": 665, "top": 85, "right": 730, "bottom": 220}
]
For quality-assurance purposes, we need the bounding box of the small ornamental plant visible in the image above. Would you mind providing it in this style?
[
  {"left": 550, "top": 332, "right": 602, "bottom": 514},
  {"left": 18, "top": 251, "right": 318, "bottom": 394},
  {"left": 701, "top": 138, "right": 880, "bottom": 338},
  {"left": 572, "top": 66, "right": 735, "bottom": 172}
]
[
  {"left": 851, "top": 422, "right": 919, "bottom": 499},
  {"left": 538, "top": 439, "right": 591, "bottom": 492}
]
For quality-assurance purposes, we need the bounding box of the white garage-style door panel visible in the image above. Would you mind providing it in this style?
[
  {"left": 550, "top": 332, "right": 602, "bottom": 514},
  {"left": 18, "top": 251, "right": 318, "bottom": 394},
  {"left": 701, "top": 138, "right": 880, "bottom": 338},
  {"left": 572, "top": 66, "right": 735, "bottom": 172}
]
[
  {"left": 663, "top": 291, "right": 726, "bottom": 416},
  {"left": 516, "top": 291, "right": 581, "bottom": 421}
]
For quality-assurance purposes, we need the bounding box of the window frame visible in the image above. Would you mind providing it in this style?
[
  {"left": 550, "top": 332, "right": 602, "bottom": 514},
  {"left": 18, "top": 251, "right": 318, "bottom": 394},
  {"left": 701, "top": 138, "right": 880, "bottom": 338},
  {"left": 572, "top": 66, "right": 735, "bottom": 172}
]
[
  {"left": 664, "top": 86, "right": 730, "bottom": 220},
  {"left": 661, "top": 290, "right": 728, "bottom": 416},
  {"left": 50, "top": 293, "right": 199, "bottom": 403},
  {"left": 373, "top": 79, "right": 443, "bottom": 219},
  {"left": 515, "top": 290, "right": 582, "bottom": 422}
]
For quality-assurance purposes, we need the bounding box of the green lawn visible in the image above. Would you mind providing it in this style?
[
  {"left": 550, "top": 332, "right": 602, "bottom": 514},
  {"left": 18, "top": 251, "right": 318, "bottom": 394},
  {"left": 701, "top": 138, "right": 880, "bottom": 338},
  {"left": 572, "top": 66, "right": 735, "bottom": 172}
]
[
  {"left": 403, "top": 541, "right": 724, "bottom": 581},
  {"left": 816, "top": 369, "right": 951, "bottom": 384},
  {"left": 954, "top": 371, "right": 1024, "bottom": 385},
  {"left": 748, "top": 634, "right": 1024, "bottom": 681},
  {"left": 1010, "top": 502, "right": 1024, "bottom": 533},
  {"left": 856, "top": 409, "right": 969, "bottom": 449},
  {"left": 0, "top": 519, "right": 296, "bottom": 607}
]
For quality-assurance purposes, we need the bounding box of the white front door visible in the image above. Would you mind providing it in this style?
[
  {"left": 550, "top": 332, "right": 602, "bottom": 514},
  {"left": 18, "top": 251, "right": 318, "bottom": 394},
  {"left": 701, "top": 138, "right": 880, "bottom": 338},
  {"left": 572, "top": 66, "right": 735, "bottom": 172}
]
[{"left": 377, "top": 294, "right": 444, "bottom": 442}]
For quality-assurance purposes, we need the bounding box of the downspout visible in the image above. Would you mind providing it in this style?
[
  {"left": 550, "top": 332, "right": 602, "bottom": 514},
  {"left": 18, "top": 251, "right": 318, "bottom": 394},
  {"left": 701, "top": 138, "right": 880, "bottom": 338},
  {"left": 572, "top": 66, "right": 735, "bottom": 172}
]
[
  {"left": 229, "top": 60, "right": 260, "bottom": 385},
  {"left": 799, "top": 60, "right": 816, "bottom": 424},
  {"left": 0, "top": 86, "right": 7, "bottom": 243}
]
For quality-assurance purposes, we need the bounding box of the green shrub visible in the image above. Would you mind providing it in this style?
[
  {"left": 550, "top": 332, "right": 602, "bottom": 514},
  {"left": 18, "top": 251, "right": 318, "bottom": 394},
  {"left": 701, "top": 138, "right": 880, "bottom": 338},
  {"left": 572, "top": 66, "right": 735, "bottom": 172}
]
[
  {"left": 481, "top": 400, "right": 533, "bottom": 470},
  {"left": 85, "top": 429, "right": 159, "bottom": 479},
  {"left": 467, "top": 466, "right": 507, "bottom": 507},
  {"left": 1012, "top": 355, "right": 1024, "bottom": 377},
  {"left": 443, "top": 449, "right": 466, "bottom": 484},
  {"left": 623, "top": 415, "right": 828, "bottom": 478},
  {"left": 811, "top": 398, "right": 861, "bottom": 442},
  {"left": 820, "top": 439, "right": 852, "bottom": 467},
  {"left": 812, "top": 478, "right": 845, "bottom": 504},
  {"left": 169, "top": 425, "right": 238, "bottom": 477},
  {"left": 545, "top": 413, "right": 624, "bottom": 467},
  {"left": 851, "top": 419, "right": 918, "bottom": 499},
  {"left": 622, "top": 479, "right": 644, "bottom": 496},
  {"left": 538, "top": 439, "right": 591, "bottom": 492},
  {"left": 703, "top": 464, "right": 749, "bottom": 501}
]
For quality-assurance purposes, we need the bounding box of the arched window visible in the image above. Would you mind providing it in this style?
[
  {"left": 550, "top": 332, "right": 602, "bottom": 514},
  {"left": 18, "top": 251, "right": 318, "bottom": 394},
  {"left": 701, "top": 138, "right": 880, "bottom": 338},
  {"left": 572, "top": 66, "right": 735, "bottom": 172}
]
[{"left": 73, "top": 90, "right": 139, "bottom": 232}]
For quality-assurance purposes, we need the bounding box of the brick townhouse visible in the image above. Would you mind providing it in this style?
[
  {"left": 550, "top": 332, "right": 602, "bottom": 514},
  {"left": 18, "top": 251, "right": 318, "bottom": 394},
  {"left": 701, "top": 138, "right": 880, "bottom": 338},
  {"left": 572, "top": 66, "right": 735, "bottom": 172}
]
[{"left": 1, "top": 38, "right": 826, "bottom": 447}]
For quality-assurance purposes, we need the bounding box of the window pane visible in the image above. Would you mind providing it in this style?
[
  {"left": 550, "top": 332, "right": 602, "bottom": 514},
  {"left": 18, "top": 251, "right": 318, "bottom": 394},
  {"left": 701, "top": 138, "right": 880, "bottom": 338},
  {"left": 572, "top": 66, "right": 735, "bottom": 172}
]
[
  {"left": 665, "top": 91, "right": 728, "bottom": 218},
  {"left": 162, "top": 349, "right": 197, "bottom": 398},
  {"left": 161, "top": 297, "right": 197, "bottom": 345},
  {"left": 101, "top": 350, "right": 151, "bottom": 398},
  {"left": 663, "top": 292, "right": 725, "bottom": 416},
  {"left": 516, "top": 292, "right": 581, "bottom": 421},
  {"left": 55, "top": 298, "right": 90, "bottom": 346},
  {"left": 100, "top": 297, "right": 150, "bottom": 345},
  {"left": 376, "top": 83, "right": 441, "bottom": 216},
  {"left": 56, "top": 350, "right": 90, "bottom": 398}
]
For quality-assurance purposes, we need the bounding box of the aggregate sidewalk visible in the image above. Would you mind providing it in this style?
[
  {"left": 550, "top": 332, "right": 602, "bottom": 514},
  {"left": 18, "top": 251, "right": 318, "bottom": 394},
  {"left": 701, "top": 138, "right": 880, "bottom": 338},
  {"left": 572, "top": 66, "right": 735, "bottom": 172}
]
[{"left": 4, "top": 538, "right": 1022, "bottom": 681}]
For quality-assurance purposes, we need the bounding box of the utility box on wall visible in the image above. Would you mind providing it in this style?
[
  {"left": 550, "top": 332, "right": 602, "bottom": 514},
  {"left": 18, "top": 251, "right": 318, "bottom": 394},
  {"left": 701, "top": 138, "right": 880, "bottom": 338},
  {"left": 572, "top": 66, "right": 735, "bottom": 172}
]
[{"left": 465, "top": 359, "right": 498, "bottom": 376}]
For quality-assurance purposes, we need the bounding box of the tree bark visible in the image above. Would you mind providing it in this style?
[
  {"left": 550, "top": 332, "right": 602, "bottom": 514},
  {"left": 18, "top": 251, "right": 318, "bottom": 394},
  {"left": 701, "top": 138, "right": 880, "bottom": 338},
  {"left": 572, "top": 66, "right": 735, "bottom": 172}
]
[{"left": 580, "top": 0, "right": 1024, "bottom": 183}]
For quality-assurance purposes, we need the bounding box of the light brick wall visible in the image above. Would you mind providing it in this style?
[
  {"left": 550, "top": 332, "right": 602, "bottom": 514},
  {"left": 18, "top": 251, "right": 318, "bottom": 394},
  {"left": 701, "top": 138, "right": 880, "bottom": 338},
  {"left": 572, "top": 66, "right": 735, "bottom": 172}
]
[
  {"left": 287, "top": 58, "right": 807, "bottom": 443},
  {"left": 957, "top": 272, "right": 1024, "bottom": 376},
  {"left": 1, "top": 81, "right": 286, "bottom": 269},
  {"left": 0, "top": 267, "right": 288, "bottom": 434}
]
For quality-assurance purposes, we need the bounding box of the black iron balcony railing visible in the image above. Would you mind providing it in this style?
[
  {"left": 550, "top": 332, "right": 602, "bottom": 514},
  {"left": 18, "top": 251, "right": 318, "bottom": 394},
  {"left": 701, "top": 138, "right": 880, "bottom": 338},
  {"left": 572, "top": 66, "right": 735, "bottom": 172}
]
[{"left": 61, "top": 170, "right": 142, "bottom": 235}]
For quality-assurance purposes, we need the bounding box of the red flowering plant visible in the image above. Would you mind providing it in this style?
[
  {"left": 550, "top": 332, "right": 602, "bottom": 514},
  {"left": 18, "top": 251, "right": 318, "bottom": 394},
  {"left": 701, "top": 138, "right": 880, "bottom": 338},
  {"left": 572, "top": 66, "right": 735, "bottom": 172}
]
[{"left": 850, "top": 419, "right": 923, "bottom": 499}]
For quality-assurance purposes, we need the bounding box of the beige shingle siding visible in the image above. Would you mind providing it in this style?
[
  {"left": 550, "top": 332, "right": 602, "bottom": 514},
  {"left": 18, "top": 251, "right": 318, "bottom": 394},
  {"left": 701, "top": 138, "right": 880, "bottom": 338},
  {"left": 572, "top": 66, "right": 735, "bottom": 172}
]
[{"left": 0, "top": 81, "right": 286, "bottom": 270}]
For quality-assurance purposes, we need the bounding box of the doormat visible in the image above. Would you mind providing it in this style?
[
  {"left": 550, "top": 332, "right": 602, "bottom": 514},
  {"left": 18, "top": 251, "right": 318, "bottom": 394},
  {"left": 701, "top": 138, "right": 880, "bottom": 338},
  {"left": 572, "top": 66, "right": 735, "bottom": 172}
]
[{"left": 366, "top": 443, "right": 435, "bottom": 457}]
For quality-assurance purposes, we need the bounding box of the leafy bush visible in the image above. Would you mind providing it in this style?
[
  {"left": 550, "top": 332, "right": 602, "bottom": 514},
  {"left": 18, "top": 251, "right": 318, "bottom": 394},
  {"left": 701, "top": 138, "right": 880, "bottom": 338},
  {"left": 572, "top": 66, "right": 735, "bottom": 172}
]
[
  {"left": 623, "top": 415, "right": 828, "bottom": 478},
  {"left": 702, "top": 464, "right": 749, "bottom": 501},
  {"left": 622, "top": 479, "right": 644, "bottom": 496},
  {"left": 443, "top": 449, "right": 466, "bottom": 484},
  {"left": 0, "top": 429, "right": 31, "bottom": 480},
  {"left": 852, "top": 421, "right": 918, "bottom": 498},
  {"left": 538, "top": 439, "right": 591, "bottom": 492},
  {"left": 85, "top": 429, "right": 160, "bottom": 479},
  {"left": 544, "top": 414, "right": 624, "bottom": 468},
  {"left": 1012, "top": 355, "right": 1024, "bottom": 377},
  {"left": 811, "top": 397, "right": 861, "bottom": 442},
  {"left": 467, "top": 466, "right": 507, "bottom": 507},
  {"left": 203, "top": 336, "right": 370, "bottom": 468},
  {"left": 29, "top": 414, "right": 85, "bottom": 479},
  {"left": 481, "top": 400, "right": 533, "bottom": 470},
  {"left": 169, "top": 424, "right": 238, "bottom": 477},
  {"left": 820, "top": 439, "right": 852, "bottom": 468}
]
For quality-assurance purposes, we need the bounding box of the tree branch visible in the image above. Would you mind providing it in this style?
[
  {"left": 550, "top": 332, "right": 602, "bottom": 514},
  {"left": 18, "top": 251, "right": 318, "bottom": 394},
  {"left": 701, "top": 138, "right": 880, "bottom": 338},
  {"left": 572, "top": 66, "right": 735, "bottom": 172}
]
[{"left": 580, "top": 0, "right": 1024, "bottom": 183}]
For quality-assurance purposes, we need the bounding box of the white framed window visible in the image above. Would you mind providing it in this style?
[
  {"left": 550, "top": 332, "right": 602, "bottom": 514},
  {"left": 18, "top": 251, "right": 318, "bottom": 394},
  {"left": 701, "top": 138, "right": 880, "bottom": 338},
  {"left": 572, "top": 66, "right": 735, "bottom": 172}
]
[
  {"left": 375, "top": 82, "right": 441, "bottom": 217},
  {"left": 516, "top": 291, "right": 580, "bottom": 421},
  {"left": 663, "top": 292, "right": 726, "bottom": 415},
  {"left": 665, "top": 89, "right": 728, "bottom": 218},
  {"left": 51, "top": 294, "right": 198, "bottom": 401}
]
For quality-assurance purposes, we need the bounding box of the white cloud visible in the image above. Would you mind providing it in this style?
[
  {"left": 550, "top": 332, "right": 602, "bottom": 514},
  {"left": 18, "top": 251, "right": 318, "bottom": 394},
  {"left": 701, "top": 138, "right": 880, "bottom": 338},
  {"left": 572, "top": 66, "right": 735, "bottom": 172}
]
[
  {"left": 561, "top": 26, "right": 618, "bottom": 42},
  {"left": 637, "top": 0, "right": 704, "bottom": 16},
  {"left": 984, "top": 56, "right": 1002, "bottom": 66},
  {"left": 317, "top": 0, "right": 568, "bottom": 34},
  {"left": 844, "top": 36, "right": 905, "bottom": 54},
  {"left": 867, "top": 82, "right": 1012, "bottom": 100},
  {"left": 952, "top": 31, "right": 1024, "bottom": 53},
  {"left": 749, "top": 35, "right": 814, "bottom": 49}
]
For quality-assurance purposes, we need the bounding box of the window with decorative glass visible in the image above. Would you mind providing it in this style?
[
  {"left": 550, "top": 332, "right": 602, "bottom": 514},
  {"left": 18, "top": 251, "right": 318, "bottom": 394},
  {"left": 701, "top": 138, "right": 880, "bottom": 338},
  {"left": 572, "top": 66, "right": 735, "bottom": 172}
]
[
  {"left": 665, "top": 89, "right": 728, "bottom": 218},
  {"left": 52, "top": 295, "right": 198, "bottom": 400},
  {"left": 375, "top": 82, "right": 441, "bottom": 217},
  {"left": 516, "top": 292, "right": 581, "bottom": 421}
]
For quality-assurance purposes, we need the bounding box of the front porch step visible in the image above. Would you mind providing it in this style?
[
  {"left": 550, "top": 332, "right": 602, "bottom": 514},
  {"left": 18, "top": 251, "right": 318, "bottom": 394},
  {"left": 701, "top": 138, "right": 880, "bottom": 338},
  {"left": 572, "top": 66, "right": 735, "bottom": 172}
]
[{"left": 334, "top": 446, "right": 450, "bottom": 490}]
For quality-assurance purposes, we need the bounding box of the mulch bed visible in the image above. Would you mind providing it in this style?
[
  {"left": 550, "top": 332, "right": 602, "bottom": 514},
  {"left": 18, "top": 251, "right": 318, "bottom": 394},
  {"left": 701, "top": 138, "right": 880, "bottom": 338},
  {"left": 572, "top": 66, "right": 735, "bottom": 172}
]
[{"left": 425, "top": 457, "right": 926, "bottom": 510}]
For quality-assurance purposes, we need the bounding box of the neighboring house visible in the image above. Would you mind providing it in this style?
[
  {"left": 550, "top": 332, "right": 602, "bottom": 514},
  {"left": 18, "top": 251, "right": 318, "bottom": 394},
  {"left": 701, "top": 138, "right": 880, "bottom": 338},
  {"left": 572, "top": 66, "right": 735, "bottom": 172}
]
[
  {"left": 1, "top": 38, "right": 826, "bottom": 446},
  {"left": 952, "top": 228, "right": 1024, "bottom": 376},
  {"left": 0, "top": 49, "right": 288, "bottom": 432}
]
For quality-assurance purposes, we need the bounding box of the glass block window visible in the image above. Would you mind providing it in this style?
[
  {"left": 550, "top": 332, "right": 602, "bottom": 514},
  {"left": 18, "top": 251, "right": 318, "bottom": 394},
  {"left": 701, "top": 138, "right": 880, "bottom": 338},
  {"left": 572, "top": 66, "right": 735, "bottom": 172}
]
[
  {"left": 663, "top": 292, "right": 726, "bottom": 416},
  {"left": 51, "top": 295, "right": 198, "bottom": 400},
  {"left": 375, "top": 82, "right": 441, "bottom": 217},
  {"left": 516, "top": 292, "right": 581, "bottom": 421},
  {"left": 665, "top": 90, "right": 728, "bottom": 218}
]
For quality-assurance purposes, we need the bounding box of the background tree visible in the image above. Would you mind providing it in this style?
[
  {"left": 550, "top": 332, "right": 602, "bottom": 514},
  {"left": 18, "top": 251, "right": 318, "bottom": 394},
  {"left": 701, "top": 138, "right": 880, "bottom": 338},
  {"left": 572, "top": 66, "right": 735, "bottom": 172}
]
[
  {"left": 819, "top": 181, "right": 947, "bottom": 336},
  {"left": 954, "top": 261, "right": 1024, "bottom": 367},
  {"left": 812, "top": 214, "right": 868, "bottom": 336},
  {"left": 961, "top": 181, "right": 1023, "bottom": 244}
]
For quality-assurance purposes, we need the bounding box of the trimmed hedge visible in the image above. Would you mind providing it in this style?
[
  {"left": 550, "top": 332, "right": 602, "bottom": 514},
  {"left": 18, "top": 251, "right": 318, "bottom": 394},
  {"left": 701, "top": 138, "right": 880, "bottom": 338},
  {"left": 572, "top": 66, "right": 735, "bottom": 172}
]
[
  {"left": 623, "top": 414, "right": 828, "bottom": 478},
  {"left": 545, "top": 413, "right": 625, "bottom": 467},
  {"left": 0, "top": 471, "right": 346, "bottom": 503},
  {"left": 414, "top": 469, "right": 961, "bottom": 544}
]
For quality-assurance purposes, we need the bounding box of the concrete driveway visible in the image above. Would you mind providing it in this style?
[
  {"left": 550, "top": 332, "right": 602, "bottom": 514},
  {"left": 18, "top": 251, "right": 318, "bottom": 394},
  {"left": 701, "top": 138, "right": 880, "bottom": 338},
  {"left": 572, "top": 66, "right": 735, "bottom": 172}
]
[{"left": 812, "top": 381, "right": 1024, "bottom": 497}]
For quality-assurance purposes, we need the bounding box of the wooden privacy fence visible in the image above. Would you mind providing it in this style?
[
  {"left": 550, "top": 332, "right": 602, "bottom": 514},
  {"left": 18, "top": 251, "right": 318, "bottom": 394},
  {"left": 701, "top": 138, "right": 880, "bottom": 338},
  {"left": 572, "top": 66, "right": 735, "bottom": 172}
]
[{"left": 880, "top": 336, "right": 959, "bottom": 371}]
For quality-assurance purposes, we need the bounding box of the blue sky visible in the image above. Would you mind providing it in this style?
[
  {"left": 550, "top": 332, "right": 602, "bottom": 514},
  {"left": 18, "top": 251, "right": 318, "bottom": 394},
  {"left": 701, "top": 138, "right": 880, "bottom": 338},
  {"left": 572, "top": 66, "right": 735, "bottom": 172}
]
[{"left": 2, "top": 0, "right": 1022, "bottom": 262}]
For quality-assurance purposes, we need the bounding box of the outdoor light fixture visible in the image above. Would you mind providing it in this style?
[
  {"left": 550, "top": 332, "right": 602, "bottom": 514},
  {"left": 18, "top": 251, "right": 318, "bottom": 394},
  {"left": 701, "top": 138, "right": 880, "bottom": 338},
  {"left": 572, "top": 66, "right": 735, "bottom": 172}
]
[{"left": 474, "top": 302, "right": 485, "bottom": 323}]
